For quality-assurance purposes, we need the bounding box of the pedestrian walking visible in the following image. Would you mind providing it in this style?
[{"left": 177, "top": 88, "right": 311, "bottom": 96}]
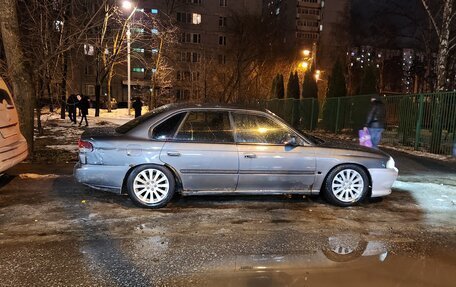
[
  {"left": 132, "top": 97, "right": 143, "bottom": 118},
  {"left": 67, "top": 94, "right": 77, "bottom": 124},
  {"left": 77, "top": 94, "right": 89, "bottom": 127},
  {"left": 364, "top": 96, "right": 386, "bottom": 149}
]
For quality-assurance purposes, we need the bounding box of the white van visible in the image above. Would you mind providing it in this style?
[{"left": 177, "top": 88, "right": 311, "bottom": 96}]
[{"left": 0, "top": 76, "right": 28, "bottom": 173}]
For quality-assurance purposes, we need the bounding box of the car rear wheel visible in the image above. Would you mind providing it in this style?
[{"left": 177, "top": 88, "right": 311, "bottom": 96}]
[
  {"left": 127, "top": 165, "right": 175, "bottom": 208},
  {"left": 323, "top": 164, "right": 369, "bottom": 207}
]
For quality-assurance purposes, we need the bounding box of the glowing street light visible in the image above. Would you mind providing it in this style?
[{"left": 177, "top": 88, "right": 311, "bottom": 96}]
[
  {"left": 300, "top": 61, "right": 309, "bottom": 70},
  {"left": 122, "top": 0, "right": 133, "bottom": 10},
  {"left": 303, "top": 49, "right": 311, "bottom": 57},
  {"left": 122, "top": 0, "right": 136, "bottom": 115},
  {"left": 315, "top": 70, "right": 321, "bottom": 81}
]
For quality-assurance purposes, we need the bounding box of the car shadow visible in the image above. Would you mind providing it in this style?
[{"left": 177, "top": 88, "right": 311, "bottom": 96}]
[{"left": 0, "top": 174, "right": 15, "bottom": 190}]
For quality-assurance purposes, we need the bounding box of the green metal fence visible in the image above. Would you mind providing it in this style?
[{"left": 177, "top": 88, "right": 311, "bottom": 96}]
[
  {"left": 258, "top": 98, "right": 319, "bottom": 131},
  {"left": 259, "top": 92, "right": 456, "bottom": 156}
]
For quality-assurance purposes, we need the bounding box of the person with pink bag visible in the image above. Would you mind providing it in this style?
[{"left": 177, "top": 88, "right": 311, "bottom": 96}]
[{"left": 363, "top": 96, "right": 386, "bottom": 149}]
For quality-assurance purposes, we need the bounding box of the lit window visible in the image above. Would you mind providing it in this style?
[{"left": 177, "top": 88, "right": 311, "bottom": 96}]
[
  {"left": 137, "top": 8, "right": 144, "bottom": 12},
  {"left": 192, "top": 13, "right": 201, "bottom": 24},
  {"left": 132, "top": 67, "right": 145, "bottom": 73},
  {"left": 151, "top": 9, "right": 158, "bottom": 14},
  {"left": 84, "top": 44, "right": 94, "bottom": 56},
  {"left": 151, "top": 28, "right": 159, "bottom": 34},
  {"left": 54, "top": 20, "right": 64, "bottom": 32},
  {"left": 133, "top": 48, "right": 145, "bottom": 53},
  {"left": 152, "top": 48, "right": 159, "bottom": 53},
  {"left": 132, "top": 28, "right": 144, "bottom": 34},
  {"left": 275, "top": 8, "right": 280, "bottom": 15}
]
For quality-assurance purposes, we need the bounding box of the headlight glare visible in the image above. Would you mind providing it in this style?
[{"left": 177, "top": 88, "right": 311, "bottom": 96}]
[{"left": 386, "top": 157, "right": 395, "bottom": 169}]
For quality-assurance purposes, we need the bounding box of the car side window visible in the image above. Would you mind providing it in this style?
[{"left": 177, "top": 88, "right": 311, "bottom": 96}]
[
  {"left": 233, "top": 113, "right": 293, "bottom": 144},
  {"left": 151, "top": 112, "right": 186, "bottom": 140},
  {"left": 174, "top": 111, "right": 234, "bottom": 143}
]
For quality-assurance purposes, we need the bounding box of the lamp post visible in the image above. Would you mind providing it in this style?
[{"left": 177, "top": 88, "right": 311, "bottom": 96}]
[{"left": 122, "top": 0, "right": 135, "bottom": 115}]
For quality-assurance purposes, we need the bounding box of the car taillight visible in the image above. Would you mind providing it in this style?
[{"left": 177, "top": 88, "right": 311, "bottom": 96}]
[{"left": 78, "top": 139, "right": 93, "bottom": 152}]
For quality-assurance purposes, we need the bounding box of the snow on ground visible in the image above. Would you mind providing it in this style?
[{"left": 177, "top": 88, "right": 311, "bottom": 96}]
[
  {"left": 45, "top": 145, "right": 79, "bottom": 152},
  {"left": 18, "top": 173, "right": 60, "bottom": 179}
]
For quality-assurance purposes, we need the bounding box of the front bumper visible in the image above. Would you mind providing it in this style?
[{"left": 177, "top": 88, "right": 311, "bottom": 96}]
[
  {"left": 73, "top": 162, "right": 130, "bottom": 194},
  {"left": 368, "top": 167, "right": 399, "bottom": 197}
]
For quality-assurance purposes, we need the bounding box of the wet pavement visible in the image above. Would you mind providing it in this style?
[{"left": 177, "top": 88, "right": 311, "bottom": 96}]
[{"left": 0, "top": 149, "right": 455, "bottom": 286}]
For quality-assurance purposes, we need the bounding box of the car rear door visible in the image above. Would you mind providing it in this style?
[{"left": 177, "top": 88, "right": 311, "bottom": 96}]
[
  {"left": 232, "top": 112, "right": 315, "bottom": 192},
  {"left": 159, "top": 110, "right": 239, "bottom": 191}
]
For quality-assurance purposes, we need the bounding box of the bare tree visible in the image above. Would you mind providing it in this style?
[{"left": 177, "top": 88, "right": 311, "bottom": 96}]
[
  {"left": 421, "top": 0, "right": 455, "bottom": 91},
  {"left": 0, "top": 0, "right": 35, "bottom": 153}
]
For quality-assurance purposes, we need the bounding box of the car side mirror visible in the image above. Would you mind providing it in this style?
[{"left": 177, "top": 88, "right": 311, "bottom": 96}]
[{"left": 284, "top": 134, "right": 298, "bottom": 146}]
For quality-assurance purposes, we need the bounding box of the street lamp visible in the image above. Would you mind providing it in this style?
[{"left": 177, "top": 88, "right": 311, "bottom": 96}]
[
  {"left": 122, "top": 0, "right": 136, "bottom": 115},
  {"left": 303, "top": 49, "right": 311, "bottom": 57},
  {"left": 315, "top": 70, "right": 321, "bottom": 81},
  {"left": 300, "top": 61, "right": 309, "bottom": 71}
]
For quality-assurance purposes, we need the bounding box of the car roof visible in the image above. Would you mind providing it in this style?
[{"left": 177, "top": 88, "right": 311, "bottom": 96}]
[
  {"left": 159, "top": 102, "right": 271, "bottom": 114},
  {"left": 157, "top": 103, "right": 274, "bottom": 114}
]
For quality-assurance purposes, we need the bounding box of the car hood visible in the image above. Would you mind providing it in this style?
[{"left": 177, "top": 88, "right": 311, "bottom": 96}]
[{"left": 317, "top": 140, "right": 389, "bottom": 158}]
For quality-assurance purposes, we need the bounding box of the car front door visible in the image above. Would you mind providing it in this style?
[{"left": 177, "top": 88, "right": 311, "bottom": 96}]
[
  {"left": 233, "top": 112, "right": 315, "bottom": 192},
  {"left": 159, "top": 110, "right": 238, "bottom": 191}
]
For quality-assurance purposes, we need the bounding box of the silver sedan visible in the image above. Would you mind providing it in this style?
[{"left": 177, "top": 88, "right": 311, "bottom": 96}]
[{"left": 74, "top": 104, "right": 398, "bottom": 208}]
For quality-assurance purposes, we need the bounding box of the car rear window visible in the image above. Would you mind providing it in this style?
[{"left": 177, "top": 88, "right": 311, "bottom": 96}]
[{"left": 115, "top": 104, "right": 174, "bottom": 134}]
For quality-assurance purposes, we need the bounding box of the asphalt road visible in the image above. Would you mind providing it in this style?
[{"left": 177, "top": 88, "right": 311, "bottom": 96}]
[{"left": 0, "top": 149, "right": 455, "bottom": 286}]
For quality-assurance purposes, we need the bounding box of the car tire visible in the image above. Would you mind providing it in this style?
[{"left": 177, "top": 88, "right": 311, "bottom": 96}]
[
  {"left": 127, "top": 165, "right": 175, "bottom": 209},
  {"left": 323, "top": 164, "right": 369, "bottom": 207}
]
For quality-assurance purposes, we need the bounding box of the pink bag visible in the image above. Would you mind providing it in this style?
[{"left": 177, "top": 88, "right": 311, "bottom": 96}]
[{"left": 359, "top": 129, "right": 373, "bottom": 147}]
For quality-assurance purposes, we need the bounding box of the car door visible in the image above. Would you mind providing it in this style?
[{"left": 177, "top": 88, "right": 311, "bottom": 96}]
[
  {"left": 159, "top": 110, "right": 239, "bottom": 191},
  {"left": 232, "top": 112, "right": 315, "bottom": 192}
]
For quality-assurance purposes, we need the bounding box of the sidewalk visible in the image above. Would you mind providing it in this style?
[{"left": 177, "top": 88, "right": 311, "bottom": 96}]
[{"left": 34, "top": 108, "right": 138, "bottom": 163}]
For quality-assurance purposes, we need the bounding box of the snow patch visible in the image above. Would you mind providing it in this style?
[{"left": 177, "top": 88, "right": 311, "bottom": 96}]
[
  {"left": 19, "top": 173, "right": 60, "bottom": 179},
  {"left": 46, "top": 145, "right": 78, "bottom": 152}
]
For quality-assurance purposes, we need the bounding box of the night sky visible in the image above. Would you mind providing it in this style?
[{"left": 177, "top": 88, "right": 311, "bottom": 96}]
[{"left": 351, "top": 0, "right": 426, "bottom": 48}]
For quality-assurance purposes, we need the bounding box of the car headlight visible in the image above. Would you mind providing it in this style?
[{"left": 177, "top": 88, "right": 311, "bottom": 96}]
[{"left": 386, "top": 157, "right": 395, "bottom": 169}]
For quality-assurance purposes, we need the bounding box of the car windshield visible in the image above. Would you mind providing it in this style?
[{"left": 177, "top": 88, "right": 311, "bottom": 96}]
[{"left": 115, "top": 104, "right": 175, "bottom": 134}]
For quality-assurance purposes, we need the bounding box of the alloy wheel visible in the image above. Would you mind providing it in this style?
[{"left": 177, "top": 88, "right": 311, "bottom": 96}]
[
  {"left": 331, "top": 169, "right": 364, "bottom": 203},
  {"left": 133, "top": 168, "right": 170, "bottom": 204}
]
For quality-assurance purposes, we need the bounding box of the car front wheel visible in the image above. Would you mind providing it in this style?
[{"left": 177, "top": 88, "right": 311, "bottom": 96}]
[
  {"left": 127, "top": 165, "right": 175, "bottom": 208},
  {"left": 323, "top": 164, "right": 369, "bottom": 207}
]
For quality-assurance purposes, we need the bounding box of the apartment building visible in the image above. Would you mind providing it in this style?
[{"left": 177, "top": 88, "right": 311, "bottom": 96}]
[
  {"left": 263, "top": 0, "right": 324, "bottom": 61},
  {"left": 124, "top": 0, "right": 263, "bottom": 103}
]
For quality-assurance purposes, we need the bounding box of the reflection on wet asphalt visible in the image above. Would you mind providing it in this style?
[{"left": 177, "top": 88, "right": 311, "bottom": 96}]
[{"left": 0, "top": 153, "right": 455, "bottom": 286}]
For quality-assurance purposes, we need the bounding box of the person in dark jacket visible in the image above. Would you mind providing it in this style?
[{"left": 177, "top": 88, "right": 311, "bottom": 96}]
[
  {"left": 132, "top": 97, "right": 143, "bottom": 118},
  {"left": 77, "top": 94, "right": 89, "bottom": 127},
  {"left": 67, "top": 94, "right": 77, "bottom": 124},
  {"left": 364, "top": 96, "right": 386, "bottom": 149}
]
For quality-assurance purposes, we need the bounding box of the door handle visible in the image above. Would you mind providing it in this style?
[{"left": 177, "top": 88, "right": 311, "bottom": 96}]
[
  {"left": 167, "top": 151, "right": 181, "bottom": 157},
  {"left": 244, "top": 153, "right": 256, "bottom": 158}
]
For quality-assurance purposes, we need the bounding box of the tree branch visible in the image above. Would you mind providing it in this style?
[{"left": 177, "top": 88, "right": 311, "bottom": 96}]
[{"left": 421, "top": 0, "right": 441, "bottom": 38}]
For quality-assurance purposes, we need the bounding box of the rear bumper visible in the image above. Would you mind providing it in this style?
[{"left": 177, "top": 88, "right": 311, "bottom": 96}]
[
  {"left": 0, "top": 138, "right": 28, "bottom": 173},
  {"left": 73, "top": 162, "right": 129, "bottom": 194},
  {"left": 368, "top": 167, "right": 398, "bottom": 197}
]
